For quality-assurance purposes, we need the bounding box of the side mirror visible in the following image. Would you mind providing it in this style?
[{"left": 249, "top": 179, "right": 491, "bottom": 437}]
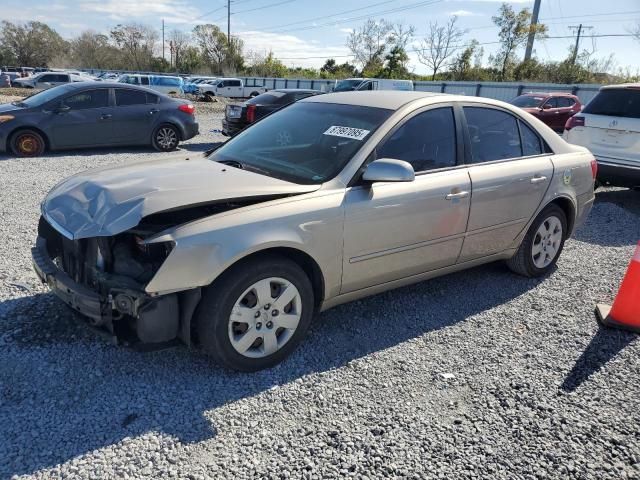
[
  {"left": 542, "top": 103, "right": 552, "bottom": 110},
  {"left": 362, "top": 158, "right": 415, "bottom": 183}
]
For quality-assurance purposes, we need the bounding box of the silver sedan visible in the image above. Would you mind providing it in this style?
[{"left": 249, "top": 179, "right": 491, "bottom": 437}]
[{"left": 33, "top": 91, "right": 596, "bottom": 371}]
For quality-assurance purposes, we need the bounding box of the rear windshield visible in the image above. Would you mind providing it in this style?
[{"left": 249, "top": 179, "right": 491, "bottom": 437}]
[
  {"left": 209, "top": 102, "right": 392, "bottom": 184},
  {"left": 584, "top": 89, "right": 640, "bottom": 118},
  {"left": 247, "top": 91, "right": 287, "bottom": 105},
  {"left": 511, "top": 96, "right": 546, "bottom": 108}
]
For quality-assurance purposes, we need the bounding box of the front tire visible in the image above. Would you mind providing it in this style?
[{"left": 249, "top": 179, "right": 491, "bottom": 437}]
[
  {"left": 152, "top": 124, "right": 180, "bottom": 152},
  {"left": 194, "top": 255, "right": 314, "bottom": 372},
  {"left": 10, "top": 129, "right": 46, "bottom": 157},
  {"left": 507, "top": 204, "right": 567, "bottom": 277}
]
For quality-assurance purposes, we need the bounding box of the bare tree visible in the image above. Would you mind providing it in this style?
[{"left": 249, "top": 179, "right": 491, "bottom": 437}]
[
  {"left": 346, "top": 19, "right": 394, "bottom": 71},
  {"left": 110, "top": 23, "right": 158, "bottom": 70},
  {"left": 631, "top": 21, "right": 640, "bottom": 43},
  {"left": 168, "top": 29, "right": 190, "bottom": 70},
  {"left": 70, "top": 30, "right": 116, "bottom": 69},
  {"left": 193, "top": 24, "right": 228, "bottom": 74},
  {"left": 416, "top": 16, "right": 466, "bottom": 81}
]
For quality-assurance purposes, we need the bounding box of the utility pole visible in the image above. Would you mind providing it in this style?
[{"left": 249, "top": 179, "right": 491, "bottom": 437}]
[
  {"left": 524, "top": 0, "right": 541, "bottom": 62},
  {"left": 569, "top": 24, "right": 593, "bottom": 64},
  {"left": 227, "top": 0, "right": 231, "bottom": 43},
  {"left": 162, "top": 19, "right": 165, "bottom": 61}
]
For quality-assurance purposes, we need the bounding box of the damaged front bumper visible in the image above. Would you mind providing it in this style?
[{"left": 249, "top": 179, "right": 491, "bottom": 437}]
[{"left": 31, "top": 236, "right": 190, "bottom": 347}]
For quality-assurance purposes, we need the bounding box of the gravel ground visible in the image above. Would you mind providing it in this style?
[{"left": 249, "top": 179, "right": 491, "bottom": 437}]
[{"left": 1, "top": 119, "right": 639, "bottom": 479}]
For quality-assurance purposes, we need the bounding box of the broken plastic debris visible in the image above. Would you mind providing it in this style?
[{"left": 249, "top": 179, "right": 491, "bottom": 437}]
[{"left": 439, "top": 373, "right": 456, "bottom": 380}]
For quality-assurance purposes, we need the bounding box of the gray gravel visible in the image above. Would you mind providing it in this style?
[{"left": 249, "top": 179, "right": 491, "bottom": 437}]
[{"left": 1, "top": 120, "right": 639, "bottom": 479}]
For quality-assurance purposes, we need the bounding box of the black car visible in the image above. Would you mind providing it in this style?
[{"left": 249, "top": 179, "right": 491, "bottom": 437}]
[
  {"left": 0, "top": 82, "right": 199, "bottom": 157},
  {"left": 222, "top": 89, "right": 321, "bottom": 136}
]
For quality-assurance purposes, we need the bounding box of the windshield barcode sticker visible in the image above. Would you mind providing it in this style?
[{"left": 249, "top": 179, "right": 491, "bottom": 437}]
[{"left": 323, "top": 126, "right": 370, "bottom": 140}]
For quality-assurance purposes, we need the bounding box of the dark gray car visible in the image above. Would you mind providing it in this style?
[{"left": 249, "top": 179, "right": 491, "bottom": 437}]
[{"left": 0, "top": 82, "right": 199, "bottom": 157}]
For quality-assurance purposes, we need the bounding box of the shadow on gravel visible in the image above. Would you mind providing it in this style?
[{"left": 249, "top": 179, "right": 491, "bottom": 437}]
[
  {"left": 561, "top": 326, "right": 636, "bottom": 393},
  {"left": 0, "top": 262, "right": 543, "bottom": 477},
  {"left": 573, "top": 189, "right": 640, "bottom": 247}
]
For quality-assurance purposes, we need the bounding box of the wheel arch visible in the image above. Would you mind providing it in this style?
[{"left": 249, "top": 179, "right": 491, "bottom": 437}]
[
  {"left": 546, "top": 196, "right": 576, "bottom": 236},
  {"left": 8, "top": 125, "right": 50, "bottom": 151}
]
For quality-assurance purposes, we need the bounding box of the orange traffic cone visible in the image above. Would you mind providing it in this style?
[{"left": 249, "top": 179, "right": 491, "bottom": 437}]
[{"left": 596, "top": 241, "right": 640, "bottom": 333}]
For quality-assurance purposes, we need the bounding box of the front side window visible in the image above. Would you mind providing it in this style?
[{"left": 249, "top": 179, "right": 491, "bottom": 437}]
[
  {"left": 210, "top": 102, "right": 392, "bottom": 184},
  {"left": 543, "top": 98, "right": 558, "bottom": 109},
  {"left": 140, "top": 76, "right": 150, "bottom": 85},
  {"left": 511, "top": 95, "right": 545, "bottom": 108},
  {"left": 377, "top": 107, "right": 457, "bottom": 172},
  {"left": 63, "top": 89, "right": 109, "bottom": 110},
  {"left": 115, "top": 89, "right": 147, "bottom": 106},
  {"left": 464, "top": 107, "right": 522, "bottom": 163}
]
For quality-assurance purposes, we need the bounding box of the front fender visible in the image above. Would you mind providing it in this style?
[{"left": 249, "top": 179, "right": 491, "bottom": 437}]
[{"left": 143, "top": 192, "right": 345, "bottom": 300}]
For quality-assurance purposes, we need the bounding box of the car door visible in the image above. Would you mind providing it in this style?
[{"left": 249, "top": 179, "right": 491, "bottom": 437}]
[
  {"left": 458, "top": 106, "right": 554, "bottom": 262},
  {"left": 539, "top": 97, "right": 563, "bottom": 130},
  {"left": 111, "top": 88, "right": 159, "bottom": 144},
  {"left": 47, "top": 88, "right": 116, "bottom": 148},
  {"left": 556, "top": 97, "right": 578, "bottom": 129},
  {"left": 341, "top": 106, "right": 471, "bottom": 293}
]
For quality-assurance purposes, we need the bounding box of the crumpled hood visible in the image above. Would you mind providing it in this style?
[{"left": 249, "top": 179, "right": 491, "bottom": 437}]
[{"left": 42, "top": 153, "right": 320, "bottom": 239}]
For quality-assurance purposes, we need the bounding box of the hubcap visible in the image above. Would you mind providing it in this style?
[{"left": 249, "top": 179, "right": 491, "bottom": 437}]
[
  {"left": 228, "top": 277, "right": 302, "bottom": 359},
  {"left": 156, "top": 127, "right": 177, "bottom": 149},
  {"left": 532, "top": 215, "right": 563, "bottom": 269}
]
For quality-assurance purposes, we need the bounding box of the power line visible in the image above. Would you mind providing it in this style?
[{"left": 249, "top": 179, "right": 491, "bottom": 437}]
[
  {"left": 271, "top": 33, "right": 636, "bottom": 60},
  {"left": 232, "top": 0, "right": 297, "bottom": 15}
]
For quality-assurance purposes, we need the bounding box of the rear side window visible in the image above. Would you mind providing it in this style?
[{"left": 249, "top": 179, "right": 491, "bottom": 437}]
[
  {"left": 140, "top": 76, "right": 149, "bottom": 85},
  {"left": 557, "top": 97, "right": 575, "bottom": 108},
  {"left": 378, "top": 107, "right": 457, "bottom": 172},
  {"left": 519, "top": 121, "right": 543, "bottom": 156},
  {"left": 584, "top": 89, "right": 640, "bottom": 118},
  {"left": 464, "top": 107, "right": 522, "bottom": 163},
  {"left": 63, "top": 89, "right": 109, "bottom": 110},
  {"left": 116, "top": 89, "right": 148, "bottom": 106},
  {"left": 230, "top": 80, "right": 241, "bottom": 87},
  {"left": 39, "top": 75, "right": 55, "bottom": 82}
]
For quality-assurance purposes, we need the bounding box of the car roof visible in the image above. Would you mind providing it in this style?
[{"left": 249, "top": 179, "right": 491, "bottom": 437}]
[
  {"left": 520, "top": 92, "right": 575, "bottom": 97},
  {"left": 601, "top": 82, "right": 640, "bottom": 90},
  {"left": 270, "top": 89, "right": 320, "bottom": 94},
  {"left": 302, "top": 90, "right": 447, "bottom": 109},
  {"left": 62, "top": 81, "right": 168, "bottom": 95}
]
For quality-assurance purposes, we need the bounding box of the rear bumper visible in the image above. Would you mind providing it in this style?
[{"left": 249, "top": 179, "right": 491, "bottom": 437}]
[
  {"left": 182, "top": 121, "right": 199, "bottom": 141},
  {"left": 221, "top": 118, "right": 245, "bottom": 137},
  {"left": 596, "top": 158, "right": 640, "bottom": 188}
]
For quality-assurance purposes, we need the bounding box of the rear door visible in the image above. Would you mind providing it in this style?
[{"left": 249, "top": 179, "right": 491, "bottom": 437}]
[
  {"left": 571, "top": 88, "right": 640, "bottom": 166},
  {"left": 459, "top": 106, "right": 554, "bottom": 262},
  {"left": 111, "top": 88, "right": 160, "bottom": 144},
  {"left": 555, "top": 97, "right": 578, "bottom": 129},
  {"left": 48, "top": 88, "right": 115, "bottom": 147}
]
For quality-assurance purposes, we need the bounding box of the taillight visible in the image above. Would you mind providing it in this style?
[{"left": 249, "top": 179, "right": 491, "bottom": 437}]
[
  {"left": 178, "top": 104, "right": 195, "bottom": 115},
  {"left": 565, "top": 115, "right": 584, "bottom": 131},
  {"left": 246, "top": 104, "right": 256, "bottom": 123},
  {"left": 590, "top": 158, "right": 598, "bottom": 179}
]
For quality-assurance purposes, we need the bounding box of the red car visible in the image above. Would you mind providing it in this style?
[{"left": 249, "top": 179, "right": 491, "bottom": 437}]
[{"left": 510, "top": 92, "right": 582, "bottom": 132}]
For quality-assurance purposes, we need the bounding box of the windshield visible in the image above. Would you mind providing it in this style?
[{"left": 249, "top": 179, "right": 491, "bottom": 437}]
[
  {"left": 511, "top": 95, "right": 545, "bottom": 108},
  {"left": 209, "top": 102, "right": 392, "bottom": 184},
  {"left": 584, "top": 89, "right": 640, "bottom": 118},
  {"left": 333, "top": 79, "right": 363, "bottom": 92},
  {"left": 17, "top": 85, "right": 73, "bottom": 108}
]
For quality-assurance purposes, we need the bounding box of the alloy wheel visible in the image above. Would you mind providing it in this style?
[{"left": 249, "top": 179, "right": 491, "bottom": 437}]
[
  {"left": 156, "top": 127, "right": 178, "bottom": 150},
  {"left": 228, "top": 277, "right": 302, "bottom": 359},
  {"left": 531, "top": 215, "right": 563, "bottom": 269}
]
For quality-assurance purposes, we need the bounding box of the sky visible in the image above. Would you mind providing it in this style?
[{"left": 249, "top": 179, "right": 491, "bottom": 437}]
[{"left": 2, "top": 0, "right": 639, "bottom": 74}]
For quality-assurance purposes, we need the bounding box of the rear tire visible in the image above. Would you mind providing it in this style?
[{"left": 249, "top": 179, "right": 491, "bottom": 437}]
[
  {"left": 507, "top": 204, "right": 567, "bottom": 277},
  {"left": 152, "top": 124, "right": 180, "bottom": 152},
  {"left": 194, "top": 255, "right": 314, "bottom": 372},
  {"left": 10, "top": 129, "right": 45, "bottom": 157}
]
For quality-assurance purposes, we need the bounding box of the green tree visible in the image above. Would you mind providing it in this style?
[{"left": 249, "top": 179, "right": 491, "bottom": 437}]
[
  {"left": 70, "top": 31, "right": 118, "bottom": 69},
  {"left": 0, "top": 21, "right": 67, "bottom": 66},
  {"left": 491, "top": 3, "right": 547, "bottom": 80},
  {"left": 381, "top": 46, "right": 410, "bottom": 78}
]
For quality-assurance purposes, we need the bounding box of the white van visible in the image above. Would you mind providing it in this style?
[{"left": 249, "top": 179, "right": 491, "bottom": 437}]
[
  {"left": 333, "top": 78, "right": 414, "bottom": 92},
  {"left": 118, "top": 74, "right": 184, "bottom": 95}
]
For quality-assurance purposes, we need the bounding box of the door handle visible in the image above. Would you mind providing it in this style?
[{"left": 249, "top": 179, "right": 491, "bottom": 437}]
[
  {"left": 530, "top": 175, "right": 547, "bottom": 184},
  {"left": 100, "top": 114, "right": 112, "bottom": 120},
  {"left": 445, "top": 190, "right": 470, "bottom": 200},
  {"left": 149, "top": 109, "right": 159, "bottom": 115}
]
